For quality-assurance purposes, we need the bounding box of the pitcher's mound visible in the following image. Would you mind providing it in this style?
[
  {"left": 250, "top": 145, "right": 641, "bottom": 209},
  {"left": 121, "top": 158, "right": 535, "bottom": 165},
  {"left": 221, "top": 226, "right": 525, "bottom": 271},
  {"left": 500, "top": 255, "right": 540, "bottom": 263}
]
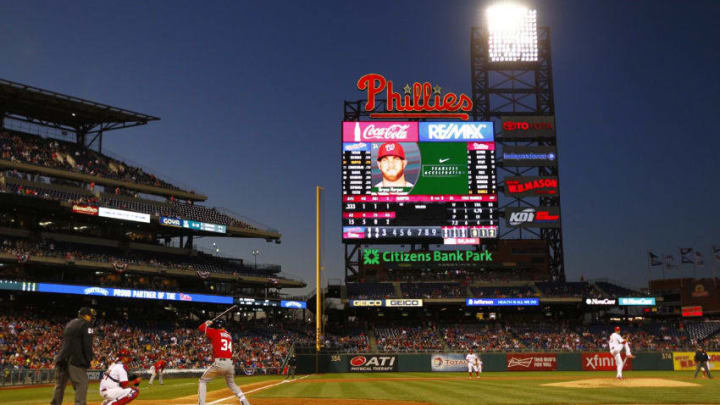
[{"left": 543, "top": 378, "right": 700, "bottom": 388}]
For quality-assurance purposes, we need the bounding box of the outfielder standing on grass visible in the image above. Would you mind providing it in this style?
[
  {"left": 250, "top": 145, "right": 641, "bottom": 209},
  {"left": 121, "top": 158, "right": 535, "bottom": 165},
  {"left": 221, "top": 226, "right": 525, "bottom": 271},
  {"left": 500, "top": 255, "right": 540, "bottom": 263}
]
[
  {"left": 466, "top": 348, "right": 481, "bottom": 378},
  {"left": 198, "top": 319, "right": 251, "bottom": 405},
  {"left": 609, "top": 326, "right": 635, "bottom": 380}
]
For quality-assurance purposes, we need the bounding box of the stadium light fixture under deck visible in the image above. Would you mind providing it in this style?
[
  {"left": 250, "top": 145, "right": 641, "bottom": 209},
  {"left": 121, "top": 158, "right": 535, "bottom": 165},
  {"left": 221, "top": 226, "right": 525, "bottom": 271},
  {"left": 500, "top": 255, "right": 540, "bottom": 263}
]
[{"left": 486, "top": 4, "right": 538, "bottom": 63}]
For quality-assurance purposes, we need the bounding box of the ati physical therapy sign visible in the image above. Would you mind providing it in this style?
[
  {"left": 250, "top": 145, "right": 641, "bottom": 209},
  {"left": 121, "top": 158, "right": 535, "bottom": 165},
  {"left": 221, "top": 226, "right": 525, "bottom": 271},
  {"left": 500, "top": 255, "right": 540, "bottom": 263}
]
[
  {"left": 356, "top": 73, "right": 473, "bottom": 120},
  {"left": 363, "top": 249, "right": 492, "bottom": 265}
]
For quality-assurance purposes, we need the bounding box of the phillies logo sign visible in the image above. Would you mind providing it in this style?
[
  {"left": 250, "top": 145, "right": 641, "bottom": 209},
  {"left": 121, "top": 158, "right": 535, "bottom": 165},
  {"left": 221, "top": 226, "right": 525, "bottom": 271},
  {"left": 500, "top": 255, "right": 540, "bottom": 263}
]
[{"left": 357, "top": 73, "right": 473, "bottom": 120}]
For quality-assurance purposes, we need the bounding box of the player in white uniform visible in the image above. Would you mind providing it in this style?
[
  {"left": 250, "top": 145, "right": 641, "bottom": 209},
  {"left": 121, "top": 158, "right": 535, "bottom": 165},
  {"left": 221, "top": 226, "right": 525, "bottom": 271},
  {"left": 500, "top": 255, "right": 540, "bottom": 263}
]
[
  {"left": 99, "top": 349, "right": 140, "bottom": 405},
  {"left": 609, "top": 326, "right": 635, "bottom": 379},
  {"left": 466, "top": 348, "right": 481, "bottom": 378}
]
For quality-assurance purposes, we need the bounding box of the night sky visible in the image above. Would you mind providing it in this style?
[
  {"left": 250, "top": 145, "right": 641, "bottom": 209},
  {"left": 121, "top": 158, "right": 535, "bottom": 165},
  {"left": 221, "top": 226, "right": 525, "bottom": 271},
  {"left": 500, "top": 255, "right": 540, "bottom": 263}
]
[{"left": 1, "top": 1, "right": 719, "bottom": 292}]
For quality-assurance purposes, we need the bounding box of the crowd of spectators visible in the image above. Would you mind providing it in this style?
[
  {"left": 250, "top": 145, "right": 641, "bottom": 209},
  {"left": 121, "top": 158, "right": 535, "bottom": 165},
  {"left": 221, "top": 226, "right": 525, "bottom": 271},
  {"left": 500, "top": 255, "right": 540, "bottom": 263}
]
[
  {"left": 0, "top": 311, "right": 309, "bottom": 374},
  {"left": 1, "top": 131, "right": 186, "bottom": 192},
  {"left": 400, "top": 282, "right": 466, "bottom": 299},
  {"left": 346, "top": 283, "right": 395, "bottom": 299},
  {"left": 375, "top": 324, "right": 444, "bottom": 352},
  {"left": 0, "top": 237, "right": 279, "bottom": 279},
  {"left": 534, "top": 282, "right": 600, "bottom": 298},
  {"left": 0, "top": 173, "right": 257, "bottom": 230},
  {"left": 470, "top": 285, "right": 536, "bottom": 298}
]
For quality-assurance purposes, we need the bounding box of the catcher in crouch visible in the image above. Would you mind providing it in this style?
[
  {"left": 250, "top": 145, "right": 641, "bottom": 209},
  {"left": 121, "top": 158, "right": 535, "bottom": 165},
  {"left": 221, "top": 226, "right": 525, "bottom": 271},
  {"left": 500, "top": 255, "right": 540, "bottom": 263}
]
[{"left": 99, "top": 349, "right": 141, "bottom": 405}]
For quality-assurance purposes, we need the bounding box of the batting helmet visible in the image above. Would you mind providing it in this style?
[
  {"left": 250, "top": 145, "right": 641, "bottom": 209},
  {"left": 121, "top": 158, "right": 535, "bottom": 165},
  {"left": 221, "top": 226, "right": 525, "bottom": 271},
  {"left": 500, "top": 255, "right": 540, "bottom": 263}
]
[
  {"left": 614, "top": 326, "right": 621, "bottom": 332},
  {"left": 78, "top": 307, "right": 96, "bottom": 320},
  {"left": 214, "top": 319, "right": 226, "bottom": 329}
]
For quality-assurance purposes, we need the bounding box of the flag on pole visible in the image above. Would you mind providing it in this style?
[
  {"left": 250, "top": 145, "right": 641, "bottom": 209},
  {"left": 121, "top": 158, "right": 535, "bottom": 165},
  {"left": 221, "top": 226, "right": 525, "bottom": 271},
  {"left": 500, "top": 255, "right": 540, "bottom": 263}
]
[
  {"left": 648, "top": 251, "right": 663, "bottom": 266},
  {"left": 694, "top": 251, "right": 704, "bottom": 266},
  {"left": 713, "top": 245, "right": 720, "bottom": 262},
  {"left": 680, "top": 248, "right": 694, "bottom": 264},
  {"left": 664, "top": 254, "right": 676, "bottom": 269}
]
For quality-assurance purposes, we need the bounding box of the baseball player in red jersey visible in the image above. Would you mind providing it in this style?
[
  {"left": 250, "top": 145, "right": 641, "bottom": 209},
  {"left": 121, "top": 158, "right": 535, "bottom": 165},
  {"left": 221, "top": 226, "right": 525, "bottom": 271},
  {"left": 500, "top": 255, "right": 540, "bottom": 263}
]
[
  {"left": 197, "top": 319, "right": 250, "bottom": 405},
  {"left": 148, "top": 359, "right": 166, "bottom": 386}
]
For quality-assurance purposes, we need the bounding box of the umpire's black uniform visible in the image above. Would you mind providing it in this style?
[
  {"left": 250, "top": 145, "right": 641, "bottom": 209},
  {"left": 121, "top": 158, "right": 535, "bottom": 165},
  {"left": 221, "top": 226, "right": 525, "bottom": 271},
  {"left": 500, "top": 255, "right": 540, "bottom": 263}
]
[
  {"left": 694, "top": 347, "right": 713, "bottom": 379},
  {"left": 51, "top": 307, "right": 95, "bottom": 405}
]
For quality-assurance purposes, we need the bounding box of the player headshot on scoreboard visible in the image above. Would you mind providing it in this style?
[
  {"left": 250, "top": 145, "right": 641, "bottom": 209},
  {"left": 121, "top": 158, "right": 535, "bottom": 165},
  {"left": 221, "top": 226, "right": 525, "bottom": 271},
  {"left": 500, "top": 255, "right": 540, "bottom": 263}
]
[{"left": 373, "top": 142, "right": 417, "bottom": 194}]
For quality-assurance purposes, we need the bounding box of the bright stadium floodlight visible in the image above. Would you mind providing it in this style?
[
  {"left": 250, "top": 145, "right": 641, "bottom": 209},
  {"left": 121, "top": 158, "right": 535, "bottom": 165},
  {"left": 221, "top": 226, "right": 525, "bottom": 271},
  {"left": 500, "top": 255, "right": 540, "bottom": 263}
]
[{"left": 487, "top": 4, "right": 538, "bottom": 63}]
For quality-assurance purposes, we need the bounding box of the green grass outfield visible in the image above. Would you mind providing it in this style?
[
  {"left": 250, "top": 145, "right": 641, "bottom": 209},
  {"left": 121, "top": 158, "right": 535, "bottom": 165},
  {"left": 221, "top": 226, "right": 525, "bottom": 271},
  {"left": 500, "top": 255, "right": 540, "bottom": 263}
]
[{"left": 3, "top": 371, "right": 719, "bottom": 405}]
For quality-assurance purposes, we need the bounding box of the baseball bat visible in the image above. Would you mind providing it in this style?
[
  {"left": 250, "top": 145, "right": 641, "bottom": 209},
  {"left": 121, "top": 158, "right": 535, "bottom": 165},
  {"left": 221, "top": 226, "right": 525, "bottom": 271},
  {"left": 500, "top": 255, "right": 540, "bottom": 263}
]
[{"left": 208, "top": 305, "right": 238, "bottom": 323}]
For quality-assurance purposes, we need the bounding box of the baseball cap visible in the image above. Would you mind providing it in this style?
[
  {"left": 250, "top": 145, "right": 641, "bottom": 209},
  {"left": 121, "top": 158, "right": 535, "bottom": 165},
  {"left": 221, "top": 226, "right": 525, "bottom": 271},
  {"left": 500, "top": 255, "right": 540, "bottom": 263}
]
[
  {"left": 78, "top": 307, "right": 96, "bottom": 319},
  {"left": 614, "top": 326, "right": 621, "bottom": 332},
  {"left": 377, "top": 142, "right": 405, "bottom": 160}
]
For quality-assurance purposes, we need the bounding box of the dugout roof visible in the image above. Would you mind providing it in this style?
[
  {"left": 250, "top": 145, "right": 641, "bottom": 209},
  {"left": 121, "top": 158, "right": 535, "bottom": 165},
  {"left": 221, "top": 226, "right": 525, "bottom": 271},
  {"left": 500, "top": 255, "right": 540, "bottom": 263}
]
[{"left": 0, "top": 78, "right": 159, "bottom": 135}]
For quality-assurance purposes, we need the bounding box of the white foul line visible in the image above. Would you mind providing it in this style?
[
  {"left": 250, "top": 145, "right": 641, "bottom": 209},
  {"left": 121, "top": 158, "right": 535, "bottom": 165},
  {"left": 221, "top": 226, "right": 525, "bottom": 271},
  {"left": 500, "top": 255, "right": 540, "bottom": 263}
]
[{"left": 207, "top": 374, "right": 311, "bottom": 405}]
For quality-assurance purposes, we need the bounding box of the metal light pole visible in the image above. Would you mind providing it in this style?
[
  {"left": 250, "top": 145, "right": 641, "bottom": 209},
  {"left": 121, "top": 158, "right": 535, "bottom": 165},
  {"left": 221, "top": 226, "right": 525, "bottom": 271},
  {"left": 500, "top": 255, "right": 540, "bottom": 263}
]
[{"left": 251, "top": 249, "right": 260, "bottom": 269}]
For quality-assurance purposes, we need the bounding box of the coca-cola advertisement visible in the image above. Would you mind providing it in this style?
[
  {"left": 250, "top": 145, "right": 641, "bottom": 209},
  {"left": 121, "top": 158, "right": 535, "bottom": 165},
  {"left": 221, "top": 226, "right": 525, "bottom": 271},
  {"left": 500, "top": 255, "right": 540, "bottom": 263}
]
[
  {"left": 342, "top": 122, "right": 418, "bottom": 142},
  {"left": 582, "top": 352, "right": 632, "bottom": 371},
  {"left": 506, "top": 353, "right": 557, "bottom": 371}
]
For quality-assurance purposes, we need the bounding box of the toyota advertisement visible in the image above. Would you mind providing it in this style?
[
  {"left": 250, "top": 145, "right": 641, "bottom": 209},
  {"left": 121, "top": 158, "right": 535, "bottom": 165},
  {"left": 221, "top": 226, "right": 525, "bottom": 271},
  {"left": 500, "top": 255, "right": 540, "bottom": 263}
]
[
  {"left": 582, "top": 353, "right": 632, "bottom": 371},
  {"left": 506, "top": 354, "right": 557, "bottom": 371},
  {"left": 500, "top": 116, "right": 556, "bottom": 139},
  {"left": 348, "top": 355, "right": 398, "bottom": 372},
  {"left": 505, "top": 207, "right": 561, "bottom": 228}
]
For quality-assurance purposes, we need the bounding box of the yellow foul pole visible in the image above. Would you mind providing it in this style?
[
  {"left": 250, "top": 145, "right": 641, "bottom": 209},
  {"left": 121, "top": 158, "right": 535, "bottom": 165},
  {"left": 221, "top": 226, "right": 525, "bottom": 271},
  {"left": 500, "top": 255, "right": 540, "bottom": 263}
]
[{"left": 315, "top": 186, "right": 323, "bottom": 352}]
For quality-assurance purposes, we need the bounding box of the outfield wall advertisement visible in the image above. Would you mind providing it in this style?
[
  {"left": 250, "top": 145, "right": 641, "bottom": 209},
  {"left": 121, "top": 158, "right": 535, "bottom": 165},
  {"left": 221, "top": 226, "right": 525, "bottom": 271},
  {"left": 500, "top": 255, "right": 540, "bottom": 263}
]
[
  {"left": 431, "top": 353, "right": 468, "bottom": 372},
  {"left": 673, "top": 352, "right": 720, "bottom": 371},
  {"left": 506, "top": 354, "right": 557, "bottom": 371},
  {"left": 349, "top": 355, "right": 398, "bottom": 372},
  {"left": 581, "top": 353, "right": 632, "bottom": 371}
]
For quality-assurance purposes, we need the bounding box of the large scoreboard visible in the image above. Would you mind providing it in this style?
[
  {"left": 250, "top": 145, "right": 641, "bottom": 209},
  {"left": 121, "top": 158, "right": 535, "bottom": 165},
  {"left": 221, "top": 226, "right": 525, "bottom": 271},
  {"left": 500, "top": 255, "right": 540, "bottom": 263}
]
[{"left": 342, "top": 121, "right": 498, "bottom": 244}]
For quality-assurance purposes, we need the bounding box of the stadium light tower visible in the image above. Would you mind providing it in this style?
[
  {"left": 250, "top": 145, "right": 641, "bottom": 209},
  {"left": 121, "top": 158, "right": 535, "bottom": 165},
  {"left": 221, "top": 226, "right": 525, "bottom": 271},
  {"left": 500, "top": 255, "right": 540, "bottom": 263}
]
[
  {"left": 472, "top": 5, "right": 565, "bottom": 282},
  {"left": 486, "top": 4, "right": 538, "bottom": 63}
]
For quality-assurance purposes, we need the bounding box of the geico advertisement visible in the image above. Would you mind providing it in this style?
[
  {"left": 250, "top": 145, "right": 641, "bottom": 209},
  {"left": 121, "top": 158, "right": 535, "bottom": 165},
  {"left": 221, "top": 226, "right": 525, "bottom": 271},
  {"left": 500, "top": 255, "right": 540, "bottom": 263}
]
[
  {"left": 431, "top": 353, "right": 467, "bottom": 372},
  {"left": 349, "top": 355, "right": 398, "bottom": 372},
  {"left": 673, "top": 352, "right": 720, "bottom": 371},
  {"left": 349, "top": 300, "right": 383, "bottom": 307},
  {"left": 385, "top": 299, "right": 423, "bottom": 307}
]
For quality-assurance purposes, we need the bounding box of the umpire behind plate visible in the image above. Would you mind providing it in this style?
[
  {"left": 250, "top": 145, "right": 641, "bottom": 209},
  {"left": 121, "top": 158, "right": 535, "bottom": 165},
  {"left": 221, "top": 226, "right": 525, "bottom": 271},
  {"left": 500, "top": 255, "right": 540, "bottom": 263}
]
[{"left": 51, "top": 307, "right": 96, "bottom": 405}]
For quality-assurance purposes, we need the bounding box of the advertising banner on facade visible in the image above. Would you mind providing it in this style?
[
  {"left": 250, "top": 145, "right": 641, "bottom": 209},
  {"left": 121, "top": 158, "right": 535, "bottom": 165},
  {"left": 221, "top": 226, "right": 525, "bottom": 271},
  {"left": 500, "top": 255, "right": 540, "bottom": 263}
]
[
  {"left": 431, "top": 353, "right": 467, "bottom": 372},
  {"left": 504, "top": 177, "right": 559, "bottom": 197},
  {"left": 348, "top": 355, "right": 398, "bottom": 372},
  {"left": 581, "top": 352, "right": 632, "bottom": 371},
  {"left": 673, "top": 352, "right": 720, "bottom": 371},
  {"left": 506, "top": 353, "right": 557, "bottom": 371},
  {"left": 72, "top": 204, "right": 98, "bottom": 216},
  {"left": 500, "top": 116, "right": 556, "bottom": 139},
  {"left": 682, "top": 278, "right": 720, "bottom": 312},
  {"left": 503, "top": 146, "right": 557, "bottom": 166},
  {"left": 505, "top": 207, "right": 561, "bottom": 228},
  {"left": 98, "top": 207, "right": 150, "bottom": 223},
  {"left": 342, "top": 122, "right": 418, "bottom": 143},
  {"left": 385, "top": 299, "right": 423, "bottom": 307}
]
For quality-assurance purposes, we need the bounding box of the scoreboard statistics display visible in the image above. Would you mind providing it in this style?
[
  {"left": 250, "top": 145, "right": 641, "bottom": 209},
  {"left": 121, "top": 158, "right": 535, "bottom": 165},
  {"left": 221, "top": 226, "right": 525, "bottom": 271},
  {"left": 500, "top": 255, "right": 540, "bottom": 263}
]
[{"left": 342, "top": 121, "right": 498, "bottom": 244}]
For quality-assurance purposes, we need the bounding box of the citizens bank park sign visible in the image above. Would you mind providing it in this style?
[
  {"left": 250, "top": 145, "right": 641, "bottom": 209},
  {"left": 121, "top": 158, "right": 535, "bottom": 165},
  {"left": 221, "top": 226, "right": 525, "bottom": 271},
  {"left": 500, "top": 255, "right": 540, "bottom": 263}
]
[
  {"left": 362, "top": 249, "right": 493, "bottom": 265},
  {"left": 356, "top": 73, "right": 473, "bottom": 121}
]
